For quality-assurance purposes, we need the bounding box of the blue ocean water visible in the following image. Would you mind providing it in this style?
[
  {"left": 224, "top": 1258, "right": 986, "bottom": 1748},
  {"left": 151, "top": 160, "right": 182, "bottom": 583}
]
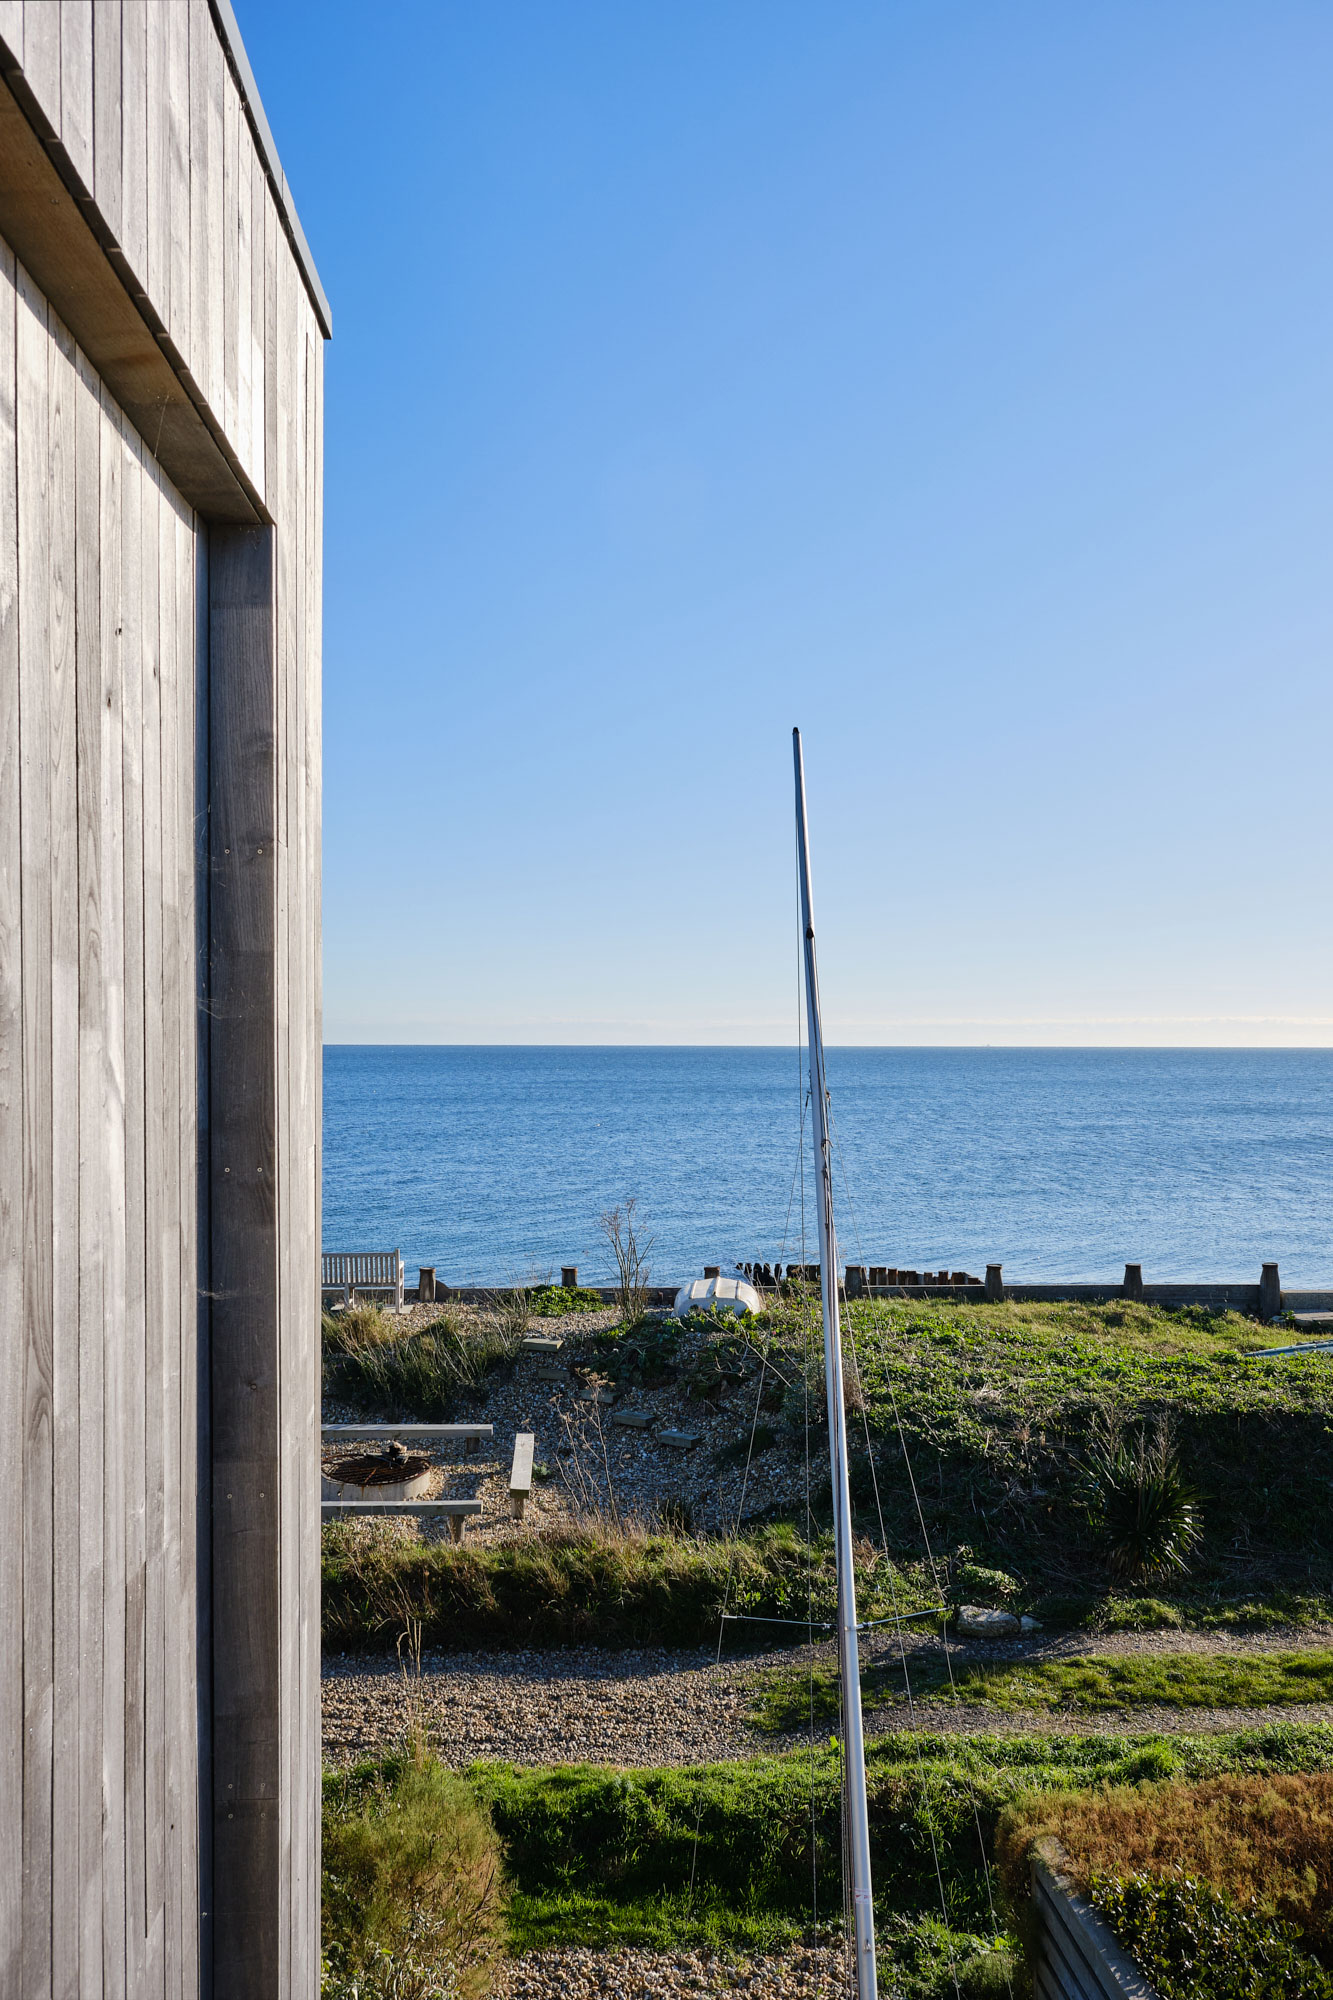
[{"left": 322, "top": 1047, "right": 1333, "bottom": 1287}]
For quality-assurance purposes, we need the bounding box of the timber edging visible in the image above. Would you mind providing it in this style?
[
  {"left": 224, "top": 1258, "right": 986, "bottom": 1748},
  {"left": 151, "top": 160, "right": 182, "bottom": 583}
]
[{"left": 1031, "top": 1841, "right": 1160, "bottom": 2000}]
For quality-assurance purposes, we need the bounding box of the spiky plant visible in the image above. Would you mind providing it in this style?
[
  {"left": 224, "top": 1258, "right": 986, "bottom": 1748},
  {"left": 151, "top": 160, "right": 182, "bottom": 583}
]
[{"left": 1079, "top": 1417, "right": 1202, "bottom": 1582}]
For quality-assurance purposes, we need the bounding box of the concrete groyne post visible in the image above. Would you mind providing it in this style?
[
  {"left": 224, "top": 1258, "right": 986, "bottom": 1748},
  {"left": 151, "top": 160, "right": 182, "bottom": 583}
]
[
  {"left": 1259, "top": 1262, "right": 1282, "bottom": 1318},
  {"left": 562, "top": 1265, "right": 578, "bottom": 1289},
  {"left": 704, "top": 1265, "right": 720, "bottom": 1279},
  {"left": 985, "top": 1263, "right": 1004, "bottom": 1301},
  {"left": 418, "top": 1265, "right": 437, "bottom": 1304},
  {"left": 1123, "top": 1263, "right": 1143, "bottom": 1301},
  {"left": 846, "top": 1266, "right": 867, "bottom": 1298}
]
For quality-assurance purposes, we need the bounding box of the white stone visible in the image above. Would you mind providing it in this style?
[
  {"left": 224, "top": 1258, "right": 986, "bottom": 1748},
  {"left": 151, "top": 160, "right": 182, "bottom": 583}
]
[
  {"left": 1020, "top": 1614, "right": 1043, "bottom": 1633},
  {"left": 956, "top": 1604, "right": 1021, "bottom": 1639}
]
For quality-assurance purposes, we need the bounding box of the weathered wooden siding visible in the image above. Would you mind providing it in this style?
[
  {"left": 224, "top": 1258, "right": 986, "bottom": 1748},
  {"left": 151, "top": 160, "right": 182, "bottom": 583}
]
[
  {"left": 0, "top": 2, "right": 325, "bottom": 1995},
  {"left": 0, "top": 249, "right": 200, "bottom": 1998}
]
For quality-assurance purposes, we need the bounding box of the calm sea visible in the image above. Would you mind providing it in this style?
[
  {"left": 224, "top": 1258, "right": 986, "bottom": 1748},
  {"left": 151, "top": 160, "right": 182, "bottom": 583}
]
[{"left": 322, "top": 1046, "right": 1333, "bottom": 1288}]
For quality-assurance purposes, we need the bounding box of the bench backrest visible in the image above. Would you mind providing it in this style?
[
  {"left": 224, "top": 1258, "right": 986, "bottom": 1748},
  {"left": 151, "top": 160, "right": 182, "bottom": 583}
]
[
  {"left": 322, "top": 1250, "right": 404, "bottom": 1305},
  {"left": 323, "top": 1250, "right": 402, "bottom": 1284}
]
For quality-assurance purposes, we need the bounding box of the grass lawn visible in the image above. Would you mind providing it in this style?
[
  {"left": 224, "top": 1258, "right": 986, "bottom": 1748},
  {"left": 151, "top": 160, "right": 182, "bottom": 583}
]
[
  {"left": 749, "top": 1648, "right": 1333, "bottom": 1733},
  {"left": 324, "top": 1723, "right": 1333, "bottom": 1992}
]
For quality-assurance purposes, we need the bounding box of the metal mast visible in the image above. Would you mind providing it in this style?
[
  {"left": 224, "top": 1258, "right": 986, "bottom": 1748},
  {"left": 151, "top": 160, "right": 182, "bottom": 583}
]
[{"left": 792, "top": 728, "right": 877, "bottom": 1998}]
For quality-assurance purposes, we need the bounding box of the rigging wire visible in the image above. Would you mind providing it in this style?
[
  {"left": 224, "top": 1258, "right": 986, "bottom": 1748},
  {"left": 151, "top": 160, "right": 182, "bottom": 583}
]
[{"left": 825, "top": 1097, "right": 1016, "bottom": 1999}]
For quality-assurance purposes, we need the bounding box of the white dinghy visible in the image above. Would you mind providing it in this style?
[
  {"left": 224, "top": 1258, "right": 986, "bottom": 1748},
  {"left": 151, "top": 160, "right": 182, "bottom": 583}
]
[{"left": 671, "top": 1274, "right": 762, "bottom": 1318}]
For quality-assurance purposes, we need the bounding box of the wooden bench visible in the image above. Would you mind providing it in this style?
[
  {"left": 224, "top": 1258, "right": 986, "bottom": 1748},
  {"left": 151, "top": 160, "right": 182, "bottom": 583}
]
[
  {"left": 320, "top": 1498, "right": 482, "bottom": 1544},
  {"left": 322, "top": 1423, "right": 492, "bottom": 1457},
  {"left": 322, "top": 1249, "right": 405, "bottom": 1308},
  {"left": 509, "top": 1433, "right": 535, "bottom": 1520}
]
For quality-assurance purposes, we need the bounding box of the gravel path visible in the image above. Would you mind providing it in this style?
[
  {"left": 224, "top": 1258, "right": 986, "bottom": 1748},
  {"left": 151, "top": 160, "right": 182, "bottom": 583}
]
[
  {"left": 322, "top": 1646, "right": 761, "bottom": 1767},
  {"left": 498, "top": 1944, "right": 851, "bottom": 1998},
  {"left": 321, "top": 1626, "right": 1333, "bottom": 1767}
]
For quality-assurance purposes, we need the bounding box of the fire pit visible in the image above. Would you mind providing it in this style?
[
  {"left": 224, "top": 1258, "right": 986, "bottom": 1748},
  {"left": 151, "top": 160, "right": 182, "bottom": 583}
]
[{"left": 321, "top": 1442, "right": 432, "bottom": 1504}]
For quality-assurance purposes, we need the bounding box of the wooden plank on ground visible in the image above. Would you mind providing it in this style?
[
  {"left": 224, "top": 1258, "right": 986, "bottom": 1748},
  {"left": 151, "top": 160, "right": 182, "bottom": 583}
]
[{"left": 0, "top": 236, "right": 22, "bottom": 2000}]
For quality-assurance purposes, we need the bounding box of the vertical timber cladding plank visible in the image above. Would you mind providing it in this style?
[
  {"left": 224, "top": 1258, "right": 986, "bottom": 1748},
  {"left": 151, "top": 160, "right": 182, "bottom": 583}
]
[
  {"left": 120, "top": 1, "right": 149, "bottom": 294},
  {"left": 209, "top": 524, "right": 281, "bottom": 1999},
  {"left": 155, "top": 459, "right": 183, "bottom": 2000},
  {"left": 74, "top": 343, "right": 106, "bottom": 1999},
  {"left": 192, "top": 514, "right": 211, "bottom": 2000},
  {"left": 99, "top": 385, "right": 129, "bottom": 2000},
  {"left": 221, "top": 65, "right": 237, "bottom": 450},
  {"left": 16, "top": 256, "right": 54, "bottom": 2000},
  {"left": 144, "top": 0, "right": 170, "bottom": 334},
  {"left": 92, "top": 0, "right": 123, "bottom": 250},
  {"left": 299, "top": 320, "right": 323, "bottom": 1997},
  {"left": 19, "top": 0, "right": 58, "bottom": 125},
  {"left": 60, "top": 0, "right": 95, "bottom": 192},
  {"left": 234, "top": 100, "right": 253, "bottom": 486},
  {"left": 0, "top": 239, "right": 21, "bottom": 2000},
  {"left": 119, "top": 419, "right": 148, "bottom": 2000},
  {"left": 273, "top": 236, "right": 296, "bottom": 1988},
  {"left": 188, "top": 0, "right": 214, "bottom": 415},
  {"left": 173, "top": 498, "right": 201, "bottom": 2000},
  {"left": 164, "top": 0, "right": 189, "bottom": 371},
  {"left": 139, "top": 453, "right": 167, "bottom": 1995},
  {"left": 202, "top": 0, "right": 225, "bottom": 421},
  {"left": 48, "top": 306, "right": 81, "bottom": 2000}
]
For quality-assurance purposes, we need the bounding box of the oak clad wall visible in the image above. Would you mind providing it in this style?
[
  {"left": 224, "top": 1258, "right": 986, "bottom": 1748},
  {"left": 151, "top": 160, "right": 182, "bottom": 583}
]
[{"left": 0, "top": 5, "right": 326, "bottom": 1996}]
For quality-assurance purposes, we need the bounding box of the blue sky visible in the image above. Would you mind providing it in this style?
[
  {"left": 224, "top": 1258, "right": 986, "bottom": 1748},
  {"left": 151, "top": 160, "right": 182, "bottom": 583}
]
[{"left": 236, "top": 1, "right": 1333, "bottom": 1045}]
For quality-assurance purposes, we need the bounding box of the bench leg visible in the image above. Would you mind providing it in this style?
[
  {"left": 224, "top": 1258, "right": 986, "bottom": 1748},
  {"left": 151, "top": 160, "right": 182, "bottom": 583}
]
[
  {"left": 509, "top": 1492, "right": 526, "bottom": 1521},
  {"left": 464, "top": 1437, "right": 479, "bottom": 1456},
  {"left": 448, "top": 1515, "right": 465, "bottom": 1545}
]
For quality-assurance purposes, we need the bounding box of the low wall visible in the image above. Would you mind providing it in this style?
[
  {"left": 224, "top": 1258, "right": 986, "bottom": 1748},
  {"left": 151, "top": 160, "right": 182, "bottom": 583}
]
[
  {"left": 1031, "top": 1841, "right": 1159, "bottom": 2000},
  {"left": 394, "top": 1277, "right": 1333, "bottom": 1313}
]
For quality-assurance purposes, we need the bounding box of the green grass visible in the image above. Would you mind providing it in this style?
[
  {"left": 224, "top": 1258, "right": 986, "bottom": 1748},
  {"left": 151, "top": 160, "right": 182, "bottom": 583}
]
[
  {"left": 327, "top": 1723, "right": 1333, "bottom": 1982},
  {"left": 749, "top": 1648, "right": 1333, "bottom": 1733},
  {"left": 749, "top": 1295, "right": 1333, "bottom": 1608}
]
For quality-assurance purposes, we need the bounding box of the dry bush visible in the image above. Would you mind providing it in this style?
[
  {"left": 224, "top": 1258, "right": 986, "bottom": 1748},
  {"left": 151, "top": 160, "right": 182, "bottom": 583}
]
[
  {"left": 324, "top": 1301, "right": 399, "bottom": 1357},
  {"left": 996, "top": 1772, "right": 1333, "bottom": 1951},
  {"left": 323, "top": 1755, "right": 506, "bottom": 2000},
  {"left": 599, "top": 1197, "right": 653, "bottom": 1327}
]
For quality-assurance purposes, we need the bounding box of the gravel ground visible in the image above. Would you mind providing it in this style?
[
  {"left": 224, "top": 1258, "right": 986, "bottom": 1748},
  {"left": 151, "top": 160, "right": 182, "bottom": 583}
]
[
  {"left": 323, "top": 1304, "right": 815, "bottom": 1543},
  {"left": 497, "top": 1943, "right": 852, "bottom": 1998},
  {"left": 321, "top": 1625, "right": 1333, "bottom": 1767}
]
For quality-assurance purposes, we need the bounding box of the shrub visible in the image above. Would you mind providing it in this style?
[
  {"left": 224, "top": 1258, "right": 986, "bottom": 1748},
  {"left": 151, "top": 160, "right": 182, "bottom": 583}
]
[
  {"left": 323, "top": 1302, "right": 400, "bottom": 1356},
  {"left": 529, "top": 1284, "right": 604, "bottom": 1316},
  {"left": 1078, "top": 1418, "right": 1202, "bottom": 1582},
  {"left": 599, "top": 1197, "right": 653, "bottom": 1327},
  {"left": 996, "top": 1772, "right": 1333, "bottom": 1956},
  {"left": 324, "top": 1318, "right": 518, "bottom": 1422},
  {"left": 322, "top": 1755, "right": 506, "bottom": 2000},
  {"left": 1089, "top": 1873, "right": 1333, "bottom": 2000},
  {"left": 321, "top": 1518, "right": 845, "bottom": 1654}
]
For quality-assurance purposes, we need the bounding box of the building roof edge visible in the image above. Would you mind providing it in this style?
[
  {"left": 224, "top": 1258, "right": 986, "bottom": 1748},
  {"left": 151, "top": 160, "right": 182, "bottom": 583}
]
[{"left": 208, "top": 0, "right": 333, "bottom": 340}]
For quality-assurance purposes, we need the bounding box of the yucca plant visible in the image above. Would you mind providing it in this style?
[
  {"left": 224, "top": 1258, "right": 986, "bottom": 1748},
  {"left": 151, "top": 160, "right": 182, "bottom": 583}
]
[{"left": 1079, "top": 1417, "right": 1202, "bottom": 1582}]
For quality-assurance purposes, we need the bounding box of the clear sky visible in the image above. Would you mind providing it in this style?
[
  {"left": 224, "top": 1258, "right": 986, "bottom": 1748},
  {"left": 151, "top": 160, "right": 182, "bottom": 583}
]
[{"left": 236, "top": 1, "right": 1333, "bottom": 1046}]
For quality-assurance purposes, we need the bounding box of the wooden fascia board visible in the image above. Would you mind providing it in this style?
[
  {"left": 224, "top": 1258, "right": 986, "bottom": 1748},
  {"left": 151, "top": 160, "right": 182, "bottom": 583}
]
[{"left": 0, "top": 47, "right": 267, "bottom": 525}]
